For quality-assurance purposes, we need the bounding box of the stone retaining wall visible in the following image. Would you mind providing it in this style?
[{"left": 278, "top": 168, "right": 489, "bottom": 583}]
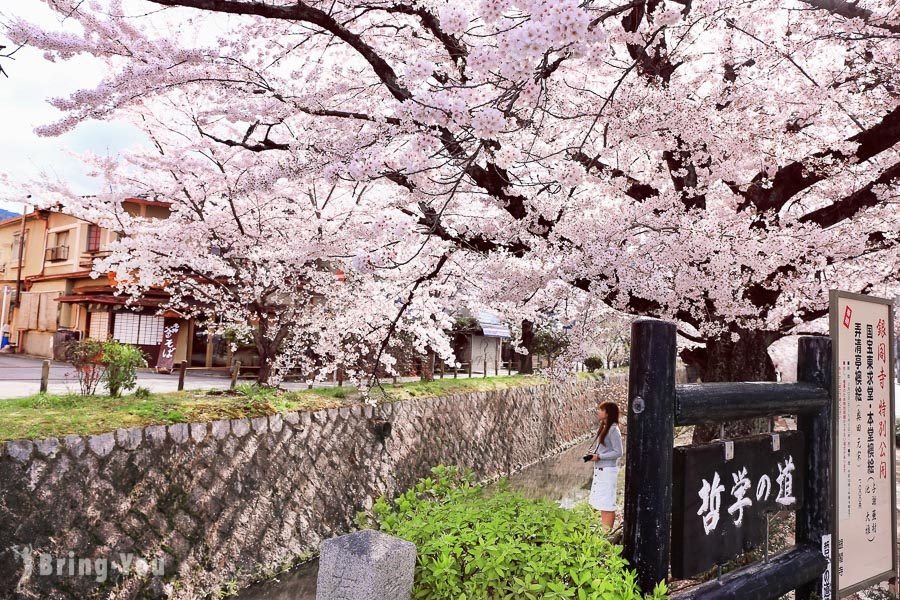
[{"left": 0, "top": 381, "right": 615, "bottom": 599}]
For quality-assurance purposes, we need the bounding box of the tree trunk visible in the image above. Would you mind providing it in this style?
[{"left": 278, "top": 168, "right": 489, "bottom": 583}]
[
  {"left": 681, "top": 329, "right": 782, "bottom": 444},
  {"left": 420, "top": 348, "right": 435, "bottom": 382},
  {"left": 253, "top": 322, "right": 278, "bottom": 386},
  {"left": 255, "top": 341, "right": 276, "bottom": 386},
  {"left": 519, "top": 319, "right": 534, "bottom": 374}
]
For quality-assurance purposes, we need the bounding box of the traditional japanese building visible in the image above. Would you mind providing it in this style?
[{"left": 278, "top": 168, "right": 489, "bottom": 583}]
[
  {"left": 450, "top": 310, "right": 512, "bottom": 374},
  {"left": 0, "top": 199, "right": 193, "bottom": 366}
]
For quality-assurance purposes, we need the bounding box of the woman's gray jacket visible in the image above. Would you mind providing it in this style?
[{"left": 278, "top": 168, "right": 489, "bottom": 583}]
[{"left": 591, "top": 425, "right": 623, "bottom": 468}]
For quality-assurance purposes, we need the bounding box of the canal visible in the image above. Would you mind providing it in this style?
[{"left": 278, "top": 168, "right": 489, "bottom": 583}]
[{"left": 236, "top": 438, "right": 599, "bottom": 599}]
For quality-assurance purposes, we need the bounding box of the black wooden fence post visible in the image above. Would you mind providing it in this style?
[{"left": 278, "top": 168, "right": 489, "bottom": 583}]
[
  {"left": 624, "top": 318, "right": 677, "bottom": 593},
  {"left": 795, "top": 336, "right": 833, "bottom": 600}
]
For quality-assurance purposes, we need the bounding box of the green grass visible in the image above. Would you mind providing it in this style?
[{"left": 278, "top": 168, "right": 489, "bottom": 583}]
[
  {"left": 577, "top": 367, "right": 629, "bottom": 380},
  {"left": 0, "top": 376, "right": 546, "bottom": 442},
  {"left": 360, "top": 375, "right": 544, "bottom": 401}
]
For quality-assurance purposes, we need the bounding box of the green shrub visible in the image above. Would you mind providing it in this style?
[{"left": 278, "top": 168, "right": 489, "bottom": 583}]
[
  {"left": 366, "top": 466, "right": 666, "bottom": 600},
  {"left": 63, "top": 338, "right": 106, "bottom": 396},
  {"left": 101, "top": 340, "right": 147, "bottom": 397},
  {"left": 534, "top": 327, "right": 570, "bottom": 362},
  {"left": 584, "top": 356, "right": 605, "bottom": 372}
]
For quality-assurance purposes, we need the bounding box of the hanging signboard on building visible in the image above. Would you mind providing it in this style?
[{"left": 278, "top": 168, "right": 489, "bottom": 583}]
[
  {"left": 829, "top": 290, "right": 897, "bottom": 598},
  {"left": 671, "top": 432, "right": 806, "bottom": 578},
  {"left": 155, "top": 318, "right": 181, "bottom": 372}
]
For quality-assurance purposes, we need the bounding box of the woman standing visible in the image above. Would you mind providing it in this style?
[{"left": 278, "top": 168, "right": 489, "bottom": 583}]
[{"left": 588, "top": 401, "right": 623, "bottom": 530}]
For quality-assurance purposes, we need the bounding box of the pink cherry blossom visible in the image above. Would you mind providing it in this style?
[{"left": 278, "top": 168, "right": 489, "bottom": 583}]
[{"left": 5, "top": 0, "right": 898, "bottom": 384}]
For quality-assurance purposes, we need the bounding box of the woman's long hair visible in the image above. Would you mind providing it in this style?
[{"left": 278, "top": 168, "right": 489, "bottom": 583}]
[{"left": 597, "top": 401, "right": 620, "bottom": 445}]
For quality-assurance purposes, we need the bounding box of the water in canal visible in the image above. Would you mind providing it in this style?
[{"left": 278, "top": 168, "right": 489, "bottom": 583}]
[{"left": 236, "top": 439, "right": 597, "bottom": 600}]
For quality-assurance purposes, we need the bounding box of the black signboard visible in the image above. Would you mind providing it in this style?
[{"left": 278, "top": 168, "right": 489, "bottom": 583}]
[{"left": 671, "top": 431, "right": 806, "bottom": 579}]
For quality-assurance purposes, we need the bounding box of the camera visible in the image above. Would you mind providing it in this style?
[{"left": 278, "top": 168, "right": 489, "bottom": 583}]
[{"left": 582, "top": 454, "right": 594, "bottom": 462}]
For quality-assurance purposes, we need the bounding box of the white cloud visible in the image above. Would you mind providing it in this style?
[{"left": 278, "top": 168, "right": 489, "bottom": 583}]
[{"left": 0, "top": 1, "right": 149, "bottom": 212}]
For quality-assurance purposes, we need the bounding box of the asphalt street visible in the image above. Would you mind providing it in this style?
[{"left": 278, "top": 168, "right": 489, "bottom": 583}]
[
  {"left": 0, "top": 353, "right": 239, "bottom": 398},
  {"left": 0, "top": 353, "right": 498, "bottom": 398}
]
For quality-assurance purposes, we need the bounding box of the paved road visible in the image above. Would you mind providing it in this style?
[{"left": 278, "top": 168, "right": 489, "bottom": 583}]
[
  {"left": 0, "top": 353, "right": 516, "bottom": 398},
  {"left": 0, "top": 354, "right": 239, "bottom": 398}
]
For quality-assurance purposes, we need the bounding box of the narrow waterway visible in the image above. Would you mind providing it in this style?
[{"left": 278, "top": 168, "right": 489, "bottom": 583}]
[
  {"left": 238, "top": 386, "right": 900, "bottom": 600},
  {"left": 237, "top": 561, "right": 318, "bottom": 600},
  {"left": 236, "top": 439, "right": 597, "bottom": 599}
]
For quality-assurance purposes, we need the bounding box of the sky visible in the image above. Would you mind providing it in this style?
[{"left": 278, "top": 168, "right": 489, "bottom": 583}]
[{"left": 0, "top": 2, "right": 148, "bottom": 214}]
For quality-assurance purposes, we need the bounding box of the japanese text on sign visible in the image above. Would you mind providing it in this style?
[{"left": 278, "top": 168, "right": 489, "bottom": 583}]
[
  {"left": 832, "top": 292, "right": 895, "bottom": 594},
  {"left": 671, "top": 432, "right": 806, "bottom": 579}
]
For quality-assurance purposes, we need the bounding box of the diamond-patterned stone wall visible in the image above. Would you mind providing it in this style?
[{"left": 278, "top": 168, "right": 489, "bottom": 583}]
[{"left": 0, "top": 380, "right": 616, "bottom": 599}]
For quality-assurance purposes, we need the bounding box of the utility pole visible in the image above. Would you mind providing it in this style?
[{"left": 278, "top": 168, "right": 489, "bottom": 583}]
[{"left": 13, "top": 195, "right": 31, "bottom": 310}]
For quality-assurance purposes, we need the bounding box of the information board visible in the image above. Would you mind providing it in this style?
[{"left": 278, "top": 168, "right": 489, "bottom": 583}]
[
  {"left": 830, "top": 290, "right": 897, "bottom": 597},
  {"left": 671, "top": 432, "right": 805, "bottom": 578}
]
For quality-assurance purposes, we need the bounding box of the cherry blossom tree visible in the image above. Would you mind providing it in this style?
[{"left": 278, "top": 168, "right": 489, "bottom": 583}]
[
  {"left": 42, "top": 131, "right": 468, "bottom": 386},
  {"left": 6, "top": 0, "right": 899, "bottom": 388},
  {"left": 593, "top": 313, "right": 632, "bottom": 370}
]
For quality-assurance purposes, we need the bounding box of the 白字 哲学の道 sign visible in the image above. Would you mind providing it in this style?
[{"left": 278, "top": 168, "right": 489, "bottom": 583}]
[{"left": 671, "top": 432, "right": 806, "bottom": 579}]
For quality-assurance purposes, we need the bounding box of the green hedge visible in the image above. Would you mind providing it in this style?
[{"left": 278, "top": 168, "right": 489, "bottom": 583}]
[{"left": 364, "top": 466, "right": 667, "bottom": 600}]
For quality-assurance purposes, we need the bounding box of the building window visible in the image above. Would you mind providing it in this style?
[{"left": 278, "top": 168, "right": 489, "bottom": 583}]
[
  {"left": 88, "top": 311, "right": 110, "bottom": 340},
  {"left": 10, "top": 232, "right": 25, "bottom": 262},
  {"left": 46, "top": 230, "right": 70, "bottom": 262},
  {"left": 86, "top": 224, "right": 101, "bottom": 252},
  {"left": 138, "top": 315, "right": 165, "bottom": 345},
  {"left": 113, "top": 313, "right": 140, "bottom": 344},
  {"left": 113, "top": 313, "right": 164, "bottom": 346}
]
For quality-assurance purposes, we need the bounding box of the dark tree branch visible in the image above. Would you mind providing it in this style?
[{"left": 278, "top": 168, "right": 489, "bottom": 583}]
[
  {"left": 147, "top": 0, "right": 412, "bottom": 101},
  {"left": 298, "top": 106, "right": 402, "bottom": 125},
  {"left": 569, "top": 150, "right": 659, "bottom": 201},
  {"left": 368, "top": 252, "right": 450, "bottom": 387},
  {"left": 663, "top": 145, "right": 706, "bottom": 209},
  {"left": 738, "top": 104, "right": 900, "bottom": 214},
  {"left": 621, "top": 0, "right": 679, "bottom": 82},
  {"left": 380, "top": 3, "right": 467, "bottom": 78},
  {"left": 589, "top": 1, "right": 644, "bottom": 30},
  {"left": 799, "top": 161, "right": 900, "bottom": 227},
  {"left": 196, "top": 124, "right": 290, "bottom": 151},
  {"left": 798, "top": 0, "right": 900, "bottom": 34}
]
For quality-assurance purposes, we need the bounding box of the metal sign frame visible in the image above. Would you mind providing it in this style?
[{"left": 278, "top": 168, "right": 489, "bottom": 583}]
[{"left": 828, "top": 289, "right": 898, "bottom": 599}]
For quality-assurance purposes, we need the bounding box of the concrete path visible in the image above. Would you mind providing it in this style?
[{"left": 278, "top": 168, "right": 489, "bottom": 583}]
[
  {"left": 0, "top": 353, "right": 521, "bottom": 399},
  {"left": 0, "top": 354, "right": 237, "bottom": 398}
]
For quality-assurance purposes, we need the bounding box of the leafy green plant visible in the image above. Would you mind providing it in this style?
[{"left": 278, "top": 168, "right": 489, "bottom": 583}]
[
  {"left": 534, "top": 327, "right": 570, "bottom": 364},
  {"left": 63, "top": 338, "right": 106, "bottom": 396},
  {"left": 133, "top": 386, "right": 152, "bottom": 399},
  {"left": 235, "top": 383, "right": 278, "bottom": 399},
  {"left": 584, "top": 356, "right": 605, "bottom": 372},
  {"left": 452, "top": 315, "right": 480, "bottom": 332},
  {"left": 101, "top": 340, "right": 147, "bottom": 397},
  {"left": 365, "top": 466, "right": 667, "bottom": 600}
]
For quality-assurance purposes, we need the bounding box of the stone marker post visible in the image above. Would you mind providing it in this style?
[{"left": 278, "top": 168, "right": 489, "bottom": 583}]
[{"left": 316, "top": 529, "right": 416, "bottom": 600}]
